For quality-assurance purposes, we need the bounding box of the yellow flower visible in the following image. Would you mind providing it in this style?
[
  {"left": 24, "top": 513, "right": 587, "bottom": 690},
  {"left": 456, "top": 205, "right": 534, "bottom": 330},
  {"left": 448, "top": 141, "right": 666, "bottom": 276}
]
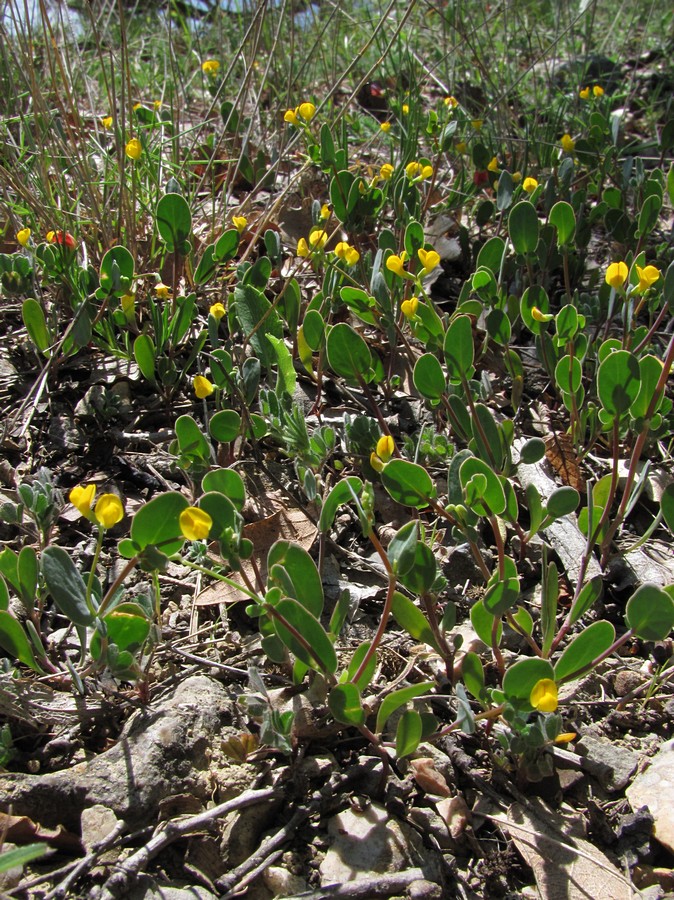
[
  {"left": 308, "top": 228, "right": 327, "bottom": 250},
  {"left": 380, "top": 121, "right": 391, "bottom": 133},
  {"left": 531, "top": 306, "right": 554, "bottom": 323},
  {"left": 133, "top": 102, "right": 142, "bottom": 111},
  {"left": 101, "top": 116, "right": 113, "bottom": 129},
  {"left": 487, "top": 156, "right": 499, "bottom": 173},
  {"left": 380, "top": 163, "right": 394, "bottom": 181},
  {"left": 635, "top": 264, "right": 660, "bottom": 293},
  {"left": 418, "top": 248, "right": 440, "bottom": 275},
  {"left": 153, "top": 100, "right": 162, "bottom": 110},
  {"left": 232, "top": 216, "right": 247, "bottom": 233},
  {"left": 386, "top": 253, "right": 408, "bottom": 278},
  {"left": 210, "top": 302, "right": 226, "bottom": 320},
  {"left": 125, "top": 138, "right": 142, "bottom": 161},
  {"left": 522, "top": 176, "right": 538, "bottom": 194},
  {"left": 401, "top": 296, "right": 419, "bottom": 319},
  {"left": 70, "top": 484, "right": 96, "bottom": 518},
  {"left": 512, "top": 171, "right": 522, "bottom": 183},
  {"left": 298, "top": 102, "right": 316, "bottom": 121},
  {"left": 593, "top": 85, "right": 604, "bottom": 98},
  {"left": 376, "top": 434, "right": 395, "bottom": 462},
  {"left": 471, "top": 119, "right": 483, "bottom": 131},
  {"left": 155, "top": 282, "right": 171, "bottom": 300},
  {"left": 560, "top": 133, "right": 575, "bottom": 153},
  {"left": 405, "top": 161, "right": 423, "bottom": 179},
  {"left": 121, "top": 293, "right": 135, "bottom": 319},
  {"left": 284, "top": 108, "right": 299, "bottom": 126},
  {"left": 180, "top": 507, "right": 213, "bottom": 541},
  {"left": 16, "top": 228, "right": 31, "bottom": 247},
  {"left": 455, "top": 141, "right": 467, "bottom": 154},
  {"left": 334, "top": 242, "right": 359, "bottom": 265},
  {"left": 421, "top": 164, "right": 433, "bottom": 180},
  {"left": 202, "top": 59, "right": 220, "bottom": 76},
  {"left": 320, "top": 204, "right": 331, "bottom": 220},
  {"left": 193, "top": 375, "right": 214, "bottom": 399},
  {"left": 369, "top": 452, "right": 385, "bottom": 474},
  {"left": 297, "top": 238, "right": 310, "bottom": 257},
  {"left": 402, "top": 103, "right": 410, "bottom": 115},
  {"left": 579, "top": 86, "right": 590, "bottom": 100},
  {"left": 554, "top": 732, "right": 577, "bottom": 744},
  {"left": 95, "top": 494, "right": 124, "bottom": 529},
  {"left": 605, "top": 261, "right": 628, "bottom": 290},
  {"left": 530, "top": 678, "right": 558, "bottom": 713},
  {"left": 444, "top": 95, "right": 458, "bottom": 108},
  {"left": 46, "top": 231, "right": 55, "bottom": 243}
]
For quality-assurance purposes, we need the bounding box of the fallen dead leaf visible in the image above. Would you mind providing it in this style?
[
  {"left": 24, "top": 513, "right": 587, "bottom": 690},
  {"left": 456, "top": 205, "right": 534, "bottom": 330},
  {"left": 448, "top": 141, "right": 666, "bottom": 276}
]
[
  {"left": 409, "top": 758, "right": 451, "bottom": 797},
  {"left": 195, "top": 506, "right": 316, "bottom": 606},
  {"left": 436, "top": 794, "right": 471, "bottom": 840}
]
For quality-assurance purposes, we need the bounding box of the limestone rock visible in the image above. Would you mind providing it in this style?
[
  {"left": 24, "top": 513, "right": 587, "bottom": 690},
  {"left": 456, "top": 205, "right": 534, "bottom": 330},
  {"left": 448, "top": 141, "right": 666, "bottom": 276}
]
[{"left": 627, "top": 740, "right": 674, "bottom": 853}]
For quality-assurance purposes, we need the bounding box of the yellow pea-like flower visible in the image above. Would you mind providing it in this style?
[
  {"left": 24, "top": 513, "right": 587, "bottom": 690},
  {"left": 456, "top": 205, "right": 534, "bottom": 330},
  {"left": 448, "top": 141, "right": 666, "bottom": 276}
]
[
  {"left": 418, "top": 248, "right": 440, "bottom": 275},
  {"left": 70, "top": 484, "right": 96, "bottom": 518},
  {"left": 487, "top": 156, "right": 500, "bottom": 173},
  {"left": 401, "top": 296, "right": 419, "bottom": 319},
  {"left": 635, "top": 264, "right": 660, "bottom": 294},
  {"left": 522, "top": 177, "right": 538, "bottom": 194},
  {"left": 16, "top": 228, "right": 31, "bottom": 247},
  {"left": 593, "top": 85, "right": 604, "bottom": 97},
  {"left": 180, "top": 507, "right": 213, "bottom": 541},
  {"left": 155, "top": 282, "right": 171, "bottom": 300},
  {"left": 376, "top": 434, "right": 395, "bottom": 462},
  {"left": 193, "top": 375, "right": 214, "bottom": 399},
  {"left": 284, "top": 108, "right": 299, "bottom": 126},
  {"left": 309, "top": 228, "right": 327, "bottom": 249},
  {"left": 125, "top": 138, "right": 142, "bottom": 161},
  {"left": 95, "top": 494, "right": 124, "bottom": 529},
  {"left": 605, "top": 261, "right": 628, "bottom": 290},
  {"left": 530, "top": 678, "right": 558, "bottom": 713},
  {"left": 101, "top": 116, "right": 113, "bottom": 129},
  {"left": 232, "top": 216, "right": 247, "bottom": 233},
  {"left": 560, "top": 133, "right": 575, "bottom": 153},
  {"left": 386, "top": 254, "right": 407, "bottom": 278},
  {"left": 210, "top": 302, "right": 226, "bottom": 320},
  {"left": 298, "top": 102, "right": 316, "bottom": 121},
  {"left": 380, "top": 163, "right": 394, "bottom": 181},
  {"left": 202, "top": 59, "right": 220, "bottom": 76},
  {"left": 579, "top": 86, "right": 590, "bottom": 100},
  {"left": 380, "top": 121, "right": 391, "bottom": 133}
]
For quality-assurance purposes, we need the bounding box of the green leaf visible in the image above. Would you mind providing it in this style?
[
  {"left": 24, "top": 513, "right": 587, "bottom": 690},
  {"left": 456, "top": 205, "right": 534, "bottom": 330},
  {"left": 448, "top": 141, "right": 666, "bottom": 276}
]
[
  {"left": 470, "top": 598, "right": 502, "bottom": 646},
  {"left": 396, "top": 709, "right": 423, "bottom": 758},
  {"left": 156, "top": 192, "right": 192, "bottom": 254},
  {"left": 508, "top": 200, "right": 540, "bottom": 255},
  {"left": 443, "top": 315, "right": 474, "bottom": 383},
  {"left": 549, "top": 201, "right": 576, "bottom": 246},
  {"left": 502, "top": 657, "right": 554, "bottom": 710},
  {"left": 545, "top": 487, "right": 579, "bottom": 520},
  {"left": 0, "top": 843, "right": 47, "bottom": 871},
  {"left": 209, "top": 409, "right": 242, "bottom": 443},
  {"left": 520, "top": 438, "right": 546, "bottom": 465},
  {"left": 637, "top": 193, "right": 662, "bottom": 238},
  {"left": 0, "top": 611, "right": 41, "bottom": 671},
  {"left": 462, "top": 651, "right": 486, "bottom": 702},
  {"left": 99, "top": 245, "right": 135, "bottom": 297},
  {"left": 328, "top": 683, "right": 365, "bottom": 726},
  {"left": 391, "top": 591, "right": 442, "bottom": 653},
  {"left": 540, "top": 560, "right": 558, "bottom": 656},
  {"left": 375, "top": 682, "right": 433, "bottom": 734},
  {"left": 555, "top": 355, "right": 582, "bottom": 395},
  {"left": 41, "top": 546, "right": 94, "bottom": 626},
  {"left": 413, "top": 353, "right": 446, "bottom": 403},
  {"left": 597, "top": 350, "right": 641, "bottom": 418},
  {"left": 272, "top": 597, "right": 337, "bottom": 675},
  {"left": 345, "top": 641, "right": 377, "bottom": 690},
  {"left": 388, "top": 521, "right": 419, "bottom": 576},
  {"left": 631, "top": 355, "right": 663, "bottom": 419},
  {"left": 318, "top": 477, "right": 363, "bottom": 532},
  {"left": 134, "top": 334, "right": 156, "bottom": 383},
  {"left": 326, "top": 322, "right": 372, "bottom": 385},
  {"left": 554, "top": 620, "right": 615, "bottom": 682},
  {"left": 520, "top": 285, "right": 550, "bottom": 335},
  {"left": 483, "top": 578, "right": 520, "bottom": 616},
  {"left": 662, "top": 483, "right": 674, "bottom": 533},
  {"left": 130, "top": 492, "right": 189, "bottom": 556},
  {"left": 459, "top": 456, "right": 506, "bottom": 515},
  {"left": 201, "top": 469, "right": 246, "bottom": 510},
  {"left": 199, "top": 492, "right": 238, "bottom": 542},
  {"left": 90, "top": 602, "right": 151, "bottom": 660},
  {"left": 476, "top": 236, "right": 506, "bottom": 275},
  {"left": 626, "top": 583, "right": 674, "bottom": 640},
  {"left": 0, "top": 575, "right": 8, "bottom": 611},
  {"left": 555, "top": 304, "right": 579, "bottom": 344},
  {"left": 175, "top": 414, "right": 211, "bottom": 463},
  {"left": 266, "top": 334, "right": 296, "bottom": 398},
  {"left": 268, "top": 540, "right": 323, "bottom": 617},
  {"left": 398, "top": 540, "right": 438, "bottom": 595},
  {"left": 233, "top": 283, "right": 283, "bottom": 369},
  {"left": 569, "top": 575, "right": 603, "bottom": 625},
  {"left": 404, "top": 220, "right": 425, "bottom": 257},
  {"left": 22, "top": 299, "right": 51, "bottom": 355},
  {"left": 214, "top": 229, "right": 240, "bottom": 263},
  {"left": 381, "top": 459, "right": 436, "bottom": 510},
  {"left": 303, "top": 309, "right": 326, "bottom": 350},
  {"left": 17, "top": 546, "right": 38, "bottom": 611}
]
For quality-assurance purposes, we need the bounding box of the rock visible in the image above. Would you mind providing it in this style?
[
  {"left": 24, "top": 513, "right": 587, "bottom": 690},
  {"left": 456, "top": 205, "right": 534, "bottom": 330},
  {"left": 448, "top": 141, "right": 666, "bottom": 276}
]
[
  {"left": 626, "top": 740, "right": 674, "bottom": 853},
  {"left": 575, "top": 734, "right": 638, "bottom": 792},
  {"left": 0, "top": 676, "right": 236, "bottom": 831},
  {"left": 263, "top": 866, "right": 308, "bottom": 895},
  {"left": 320, "top": 801, "right": 441, "bottom": 885},
  {"left": 81, "top": 805, "right": 119, "bottom": 851},
  {"left": 0, "top": 844, "right": 23, "bottom": 892},
  {"left": 127, "top": 875, "right": 219, "bottom": 899}
]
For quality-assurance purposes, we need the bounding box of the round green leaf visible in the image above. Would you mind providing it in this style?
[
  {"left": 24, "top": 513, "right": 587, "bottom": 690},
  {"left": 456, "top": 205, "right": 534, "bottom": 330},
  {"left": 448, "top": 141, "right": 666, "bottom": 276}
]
[
  {"left": 272, "top": 597, "right": 337, "bottom": 675},
  {"left": 130, "top": 492, "right": 189, "bottom": 555},
  {"left": 376, "top": 682, "right": 433, "bottom": 734},
  {"left": 209, "top": 409, "right": 242, "bottom": 443},
  {"left": 398, "top": 540, "right": 438, "bottom": 595},
  {"left": 508, "top": 200, "right": 540, "bottom": 255},
  {"left": 626, "top": 583, "right": 674, "bottom": 640},
  {"left": 99, "top": 245, "right": 135, "bottom": 297},
  {"left": 41, "top": 546, "right": 94, "bottom": 627},
  {"left": 520, "top": 437, "right": 546, "bottom": 464},
  {"left": 326, "top": 322, "right": 372, "bottom": 385},
  {"left": 502, "top": 657, "right": 554, "bottom": 710},
  {"left": 554, "top": 620, "right": 615, "bottom": 682},
  {"left": 268, "top": 540, "right": 323, "bottom": 617},
  {"left": 597, "top": 350, "right": 641, "bottom": 418},
  {"left": 470, "top": 598, "right": 502, "bottom": 647},
  {"left": 443, "top": 315, "right": 474, "bottom": 384},
  {"left": 328, "top": 683, "right": 365, "bottom": 726},
  {"left": 381, "top": 459, "right": 436, "bottom": 509},
  {"left": 520, "top": 285, "right": 550, "bottom": 335},
  {"left": 156, "top": 192, "right": 192, "bottom": 253},
  {"left": 546, "top": 486, "right": 579, "bottom": 520},
  {"left": 549, "top": 201, "right": 576, "bottom": 246},
  {"left": 414, "top": 353, "right": 446, "bottom": 402},
  {"left": 318, "top": 477, "right": 363, "bottom": 532},
  {"left": 396, "top": 709, "right": 423, "bottom": 758},
  {"left": 555, "top": 355, "right": 582, "bottom": 395},
  {"left": 459, "top": 456, "right": 506, "bottom": 515}
]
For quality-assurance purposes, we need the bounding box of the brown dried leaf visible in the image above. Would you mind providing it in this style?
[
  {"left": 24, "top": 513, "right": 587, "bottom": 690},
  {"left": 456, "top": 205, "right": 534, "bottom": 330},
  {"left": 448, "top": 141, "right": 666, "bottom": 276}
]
[
  {"left": 0, "top": 812, "right": 81, "bottom": 852},
  {"left": 544, "top": 432, "right": 585, "bottom": 493},
  {"left": 409, "top": 758, "right": 451, "bottom": 797},
  {"left": 436, "top": 794, "right": 471, "bottom": 839},
  {"left": 195, "top": 507, "right": 316, "bottom": 606}
]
